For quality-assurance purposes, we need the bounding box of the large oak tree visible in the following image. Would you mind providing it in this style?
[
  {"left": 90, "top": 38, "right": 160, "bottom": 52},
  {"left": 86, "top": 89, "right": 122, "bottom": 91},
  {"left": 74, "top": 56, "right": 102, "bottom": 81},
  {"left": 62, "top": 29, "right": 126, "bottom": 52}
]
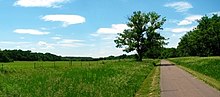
[{"left": 114, "top": 11, "right": 166, "bottom": 61}]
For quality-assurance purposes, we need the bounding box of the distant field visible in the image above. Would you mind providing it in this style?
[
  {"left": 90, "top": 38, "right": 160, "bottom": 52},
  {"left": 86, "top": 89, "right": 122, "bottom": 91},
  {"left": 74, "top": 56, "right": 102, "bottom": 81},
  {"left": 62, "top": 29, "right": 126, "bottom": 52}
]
[{"left": 0, "top": 60, "right": 158, "bottom": 97}]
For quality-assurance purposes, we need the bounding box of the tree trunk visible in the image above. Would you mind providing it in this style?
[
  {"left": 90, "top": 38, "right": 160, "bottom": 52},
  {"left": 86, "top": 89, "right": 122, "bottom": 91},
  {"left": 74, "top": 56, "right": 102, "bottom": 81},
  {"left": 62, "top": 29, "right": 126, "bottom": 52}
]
[
  {"left": 137, "top": 50, "right": 143, "bottom": 61},
  {"left": 138, "top": 54, "right": 143, "bottom": 61}
]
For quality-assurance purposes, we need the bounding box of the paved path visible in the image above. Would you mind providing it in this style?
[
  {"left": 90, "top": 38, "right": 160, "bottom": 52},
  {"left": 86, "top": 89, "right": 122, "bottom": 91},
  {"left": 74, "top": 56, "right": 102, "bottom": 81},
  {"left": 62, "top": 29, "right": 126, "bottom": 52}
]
[{"left": 160, "top": 60, "right": 220, "bottom": 97}]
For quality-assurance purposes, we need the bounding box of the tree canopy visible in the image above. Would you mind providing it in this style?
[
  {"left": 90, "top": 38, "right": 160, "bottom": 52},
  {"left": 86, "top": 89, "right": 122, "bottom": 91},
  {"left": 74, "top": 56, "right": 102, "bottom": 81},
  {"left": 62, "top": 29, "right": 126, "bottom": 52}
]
[
  {"left": 0, "top": 49, "right": 62, "bottom": 62},
  {"left": 114, "top": 11, "right": 166, "bottom": 61},
  {"left": 177, "top": 14, "right": 220, "bottom": 56}
]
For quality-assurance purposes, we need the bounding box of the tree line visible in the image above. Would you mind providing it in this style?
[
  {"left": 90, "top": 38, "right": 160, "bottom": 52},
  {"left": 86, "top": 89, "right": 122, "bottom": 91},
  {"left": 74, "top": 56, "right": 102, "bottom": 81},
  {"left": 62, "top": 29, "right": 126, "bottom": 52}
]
[
  {"left": 0, "top": 49, "right": 135, "bottom": 62},
  {"left": 0, "top": 49, "right": 100, "bottom": 62},
  {"left": 0, "top": 49, "right": 62, "bottom": 62}
]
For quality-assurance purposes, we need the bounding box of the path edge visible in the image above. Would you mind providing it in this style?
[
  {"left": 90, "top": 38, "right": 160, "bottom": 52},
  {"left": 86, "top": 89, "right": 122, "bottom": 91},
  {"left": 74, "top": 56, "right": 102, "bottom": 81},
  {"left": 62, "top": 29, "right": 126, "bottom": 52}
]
[{"left": 135, "top": 66, "right": 160, "bottom": 97}]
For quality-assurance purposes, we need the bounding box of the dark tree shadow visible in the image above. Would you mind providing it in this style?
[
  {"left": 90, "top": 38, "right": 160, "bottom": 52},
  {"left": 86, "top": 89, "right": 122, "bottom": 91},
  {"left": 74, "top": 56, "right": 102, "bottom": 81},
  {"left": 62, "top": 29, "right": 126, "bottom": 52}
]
[{"left": 159, "top": 63, "right": 175, "bottom": 66}]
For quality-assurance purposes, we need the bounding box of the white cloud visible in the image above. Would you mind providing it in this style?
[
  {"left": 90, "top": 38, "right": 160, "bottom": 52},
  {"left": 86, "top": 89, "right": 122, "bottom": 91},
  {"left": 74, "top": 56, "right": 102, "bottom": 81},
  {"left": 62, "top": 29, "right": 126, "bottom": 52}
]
[
  {"left": 42, "top": 15, "right": 86, "bottom": 27},
  {"left": 178, "top": 15, "right": 202, "bottom": 25},
  {"left": 167, "top": 19, "right": 179, "bottom": 24},
  {"left": 36, "top": 39, "right": 85, "bottom": 49},
  {"left": 96, "top": 24, "right": 129, "bottom": 35},
  {"left": 40, "top": 27, "right": 48, "bottom": 30},
  {"left": 38, "top": 41, "right": 48, "bottom": 46},
  {"left": 14, "top": 0, "right": 69, "bottom": 8},
  {"left": 37, "top": 38, "right": 85, "bottom": 48},
  {"left": 14, "top": 29, "right": 50, "bottom": 35},
  {"left": 91, "top": 24, "right": 129, "bottom": 41},
  {"left": 51, "top": 37, "right": 62, "bottom": 40},
  {"left": 171, "top": 28, "right": 189, "bottom": 33},
  {"left": 58, "top": 39, "right": 83, "bottom": 44},
  {"left": 164, "top": 1, "right": 193, "bottom": 12},
  {"left": 53, "top": 39, "right": 85, "bottom": 47},
  {"left": 171, "top": 34, "right": 176, "bottom": 37},
  {"left": 20, "top": 37, "right": 25, "bottom": 39},
  {"left": 210, "top": 11, "right": 220, "bottom": 16},
  {"left": 38, "top": 41, "right": 54, "bottom": 49},
  {"left": 178, "top": 20, "right": 192, "bottom": 25},
  {"left": 58, "top": 43, "right": 84, "bottom": 47},
  {"left": 0, "top": 41, "right": 31, "bottom": 45},
  {"left": 170, "top": 26, "right": 196, "bottom": 33}
]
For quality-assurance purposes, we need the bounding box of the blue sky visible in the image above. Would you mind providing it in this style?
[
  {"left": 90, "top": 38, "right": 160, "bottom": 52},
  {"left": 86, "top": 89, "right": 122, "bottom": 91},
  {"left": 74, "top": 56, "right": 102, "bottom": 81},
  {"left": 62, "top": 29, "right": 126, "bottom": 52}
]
[{"left": 0, "top": 0, "right": 220, "bottom": 57}]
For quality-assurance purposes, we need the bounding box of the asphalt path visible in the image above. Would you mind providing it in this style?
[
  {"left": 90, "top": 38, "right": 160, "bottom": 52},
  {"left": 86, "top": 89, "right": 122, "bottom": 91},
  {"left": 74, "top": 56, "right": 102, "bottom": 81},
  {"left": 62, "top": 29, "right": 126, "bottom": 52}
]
[{"left": 160, "top": 60, "right": 220, "bottom": 97}]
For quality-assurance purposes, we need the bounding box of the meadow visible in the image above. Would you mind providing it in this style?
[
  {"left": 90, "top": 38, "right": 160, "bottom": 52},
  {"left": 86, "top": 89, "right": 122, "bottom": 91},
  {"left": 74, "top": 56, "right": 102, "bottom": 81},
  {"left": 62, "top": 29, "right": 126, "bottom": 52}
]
[
  {"left": 0, "top": 59, "right": 159, "bottom": 97},
  {"left": 169, "top": 57, "right": 220, "bottom": 90}
]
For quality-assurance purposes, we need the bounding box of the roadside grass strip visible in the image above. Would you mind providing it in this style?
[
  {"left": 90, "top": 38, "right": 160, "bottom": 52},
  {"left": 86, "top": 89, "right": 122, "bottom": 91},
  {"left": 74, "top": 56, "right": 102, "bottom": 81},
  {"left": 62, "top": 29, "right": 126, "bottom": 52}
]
[{"left": 135, "top": 66, "right": 160, "bottom": 97}]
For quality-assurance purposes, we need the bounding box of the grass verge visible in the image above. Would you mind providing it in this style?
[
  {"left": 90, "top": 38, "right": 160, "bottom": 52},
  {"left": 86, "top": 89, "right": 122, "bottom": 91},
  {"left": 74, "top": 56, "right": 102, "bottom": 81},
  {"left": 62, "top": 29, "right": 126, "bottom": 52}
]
[
  {"left": 177, "top": 65, "right": 220, "bottom": 91},
  {"left": 135, "top": 66, "right": 160, "bottom": 97}
]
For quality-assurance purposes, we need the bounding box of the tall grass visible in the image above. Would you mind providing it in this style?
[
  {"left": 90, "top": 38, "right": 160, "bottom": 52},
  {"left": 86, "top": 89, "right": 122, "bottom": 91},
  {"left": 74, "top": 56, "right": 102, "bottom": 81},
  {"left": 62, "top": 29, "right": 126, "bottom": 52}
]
[{"left": 0, "top": 60, "right": 158, "bottom": 97}]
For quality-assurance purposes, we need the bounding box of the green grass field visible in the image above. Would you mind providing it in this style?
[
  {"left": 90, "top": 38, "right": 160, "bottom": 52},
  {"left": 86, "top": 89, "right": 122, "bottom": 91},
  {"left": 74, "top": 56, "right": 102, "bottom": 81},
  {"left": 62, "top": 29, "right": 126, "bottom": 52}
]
[
  {"left": 0, "top": 60, "right": 159, "bottom": 97},
  {"left": 169, "top": 57, "right": 220, "bottom": 90}
]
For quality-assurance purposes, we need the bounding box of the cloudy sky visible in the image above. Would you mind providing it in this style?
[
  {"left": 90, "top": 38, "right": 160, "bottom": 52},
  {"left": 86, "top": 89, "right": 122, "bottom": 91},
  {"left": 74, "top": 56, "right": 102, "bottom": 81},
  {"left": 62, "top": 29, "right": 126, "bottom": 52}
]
[{"left": 0, "top": 0, "right": 219, "bottom": 57}]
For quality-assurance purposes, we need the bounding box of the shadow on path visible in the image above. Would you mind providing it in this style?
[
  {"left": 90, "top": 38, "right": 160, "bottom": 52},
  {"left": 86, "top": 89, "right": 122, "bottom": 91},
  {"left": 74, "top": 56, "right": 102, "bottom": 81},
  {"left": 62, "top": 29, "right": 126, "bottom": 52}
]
[{"left": 159, "top": 63, "right": 175, "bottom": 66}]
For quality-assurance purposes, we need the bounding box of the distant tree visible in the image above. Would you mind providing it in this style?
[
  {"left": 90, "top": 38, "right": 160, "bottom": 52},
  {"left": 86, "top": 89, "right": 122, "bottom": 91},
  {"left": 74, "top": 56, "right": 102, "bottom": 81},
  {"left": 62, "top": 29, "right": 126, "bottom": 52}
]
[
  {"left": 160, "top": 48, "right": 177, "bottom": 58},
  {"left": 114, "top": 11, "right": 166, "bottom": 61},
  {"left": 106, "top": 55, "right": 116, "bottom": 60},
  {"left": 0, "top": 51, "right": 12, "bottom": 62},
  {"left": 177, "top": 14, "right": 220, "bottom": 56}
]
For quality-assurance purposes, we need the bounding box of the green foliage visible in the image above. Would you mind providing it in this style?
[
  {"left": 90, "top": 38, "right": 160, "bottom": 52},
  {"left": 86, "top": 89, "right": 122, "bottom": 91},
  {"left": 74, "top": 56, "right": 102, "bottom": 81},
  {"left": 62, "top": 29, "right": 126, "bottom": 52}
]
[
  {"left": 0, "top": 60, "right": 158, "bottom": 97},
  {"left": 169, "top": 57, "right": 220, "bottom": 82},
  {"left": 160, "top": 48, "right": 177, "bottom": 59},
  {"left": 63, "top": 57, "right": 95, "bottom": 61},
  {"left": 115, "top": 11, "right": 166, "bottom": 61},
  {"left": 0, "top": 51, "right": 12, "bottom": 62},
  {"left": 105, "top": 54, "right": 136, "bottom": 60},
  {"left": 177, "top": 14, "right": 220, "bottom": 56},
  {"left": 0, "top": 49, "right": 62, "bottom": 62}
]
